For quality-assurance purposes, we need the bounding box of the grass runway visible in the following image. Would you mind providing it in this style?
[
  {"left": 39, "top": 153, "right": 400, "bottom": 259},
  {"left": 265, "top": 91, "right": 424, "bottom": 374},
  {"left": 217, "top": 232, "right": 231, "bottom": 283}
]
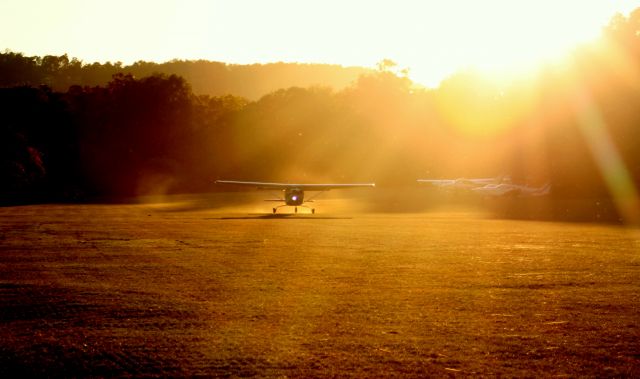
[{"left": 0, "top": 202, "right": 639, "bottom": 377}]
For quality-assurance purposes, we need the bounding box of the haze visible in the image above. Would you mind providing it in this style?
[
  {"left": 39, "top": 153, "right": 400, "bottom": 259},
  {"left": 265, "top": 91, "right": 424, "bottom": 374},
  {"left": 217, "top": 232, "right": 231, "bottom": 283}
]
[{"left": 2, "top": 0, "right": 639, "bottom": 87}]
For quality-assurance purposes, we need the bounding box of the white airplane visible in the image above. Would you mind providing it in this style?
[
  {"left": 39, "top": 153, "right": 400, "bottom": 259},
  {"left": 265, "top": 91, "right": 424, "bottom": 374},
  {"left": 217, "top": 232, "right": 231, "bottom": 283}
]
[
  {"left": 417, "top": 176, "right": 549, "bottom": 197},
  {"left": 417, "top": 177, "right": 510, "bottom": 190},
  {"left": 471, "top": 182, "right": 551, "bottom": 197},
  {"left": 215, "top": 180, "right": 375, "bottom": 214}
]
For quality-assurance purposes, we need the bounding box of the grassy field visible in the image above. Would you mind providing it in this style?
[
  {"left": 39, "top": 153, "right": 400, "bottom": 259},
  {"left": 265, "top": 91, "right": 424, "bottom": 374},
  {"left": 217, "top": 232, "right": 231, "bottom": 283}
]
[{"left": 0, "top": 199, "right": 638, "bottom": 377}]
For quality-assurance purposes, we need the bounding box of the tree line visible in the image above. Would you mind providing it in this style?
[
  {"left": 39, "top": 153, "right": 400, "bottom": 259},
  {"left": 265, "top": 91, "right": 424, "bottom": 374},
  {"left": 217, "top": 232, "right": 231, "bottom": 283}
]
[
  {"left": 1, "top": 9, "right": 640, "bottom": 222},
  {"left": 0, "top": 52, "right": 369, "bottom": 100}
]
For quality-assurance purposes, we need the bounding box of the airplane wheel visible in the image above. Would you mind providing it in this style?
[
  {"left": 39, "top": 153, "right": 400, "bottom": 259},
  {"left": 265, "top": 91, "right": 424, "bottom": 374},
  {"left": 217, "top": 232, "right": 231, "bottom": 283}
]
[
  {"left": 272, "top": 208, "right": 276, "bottom": 214},
  {"left": 295, "top": 207, "right": 298, "bottom": 214},
  {"left": 312, "top": 209, "right": 315, "bottom": 214}
]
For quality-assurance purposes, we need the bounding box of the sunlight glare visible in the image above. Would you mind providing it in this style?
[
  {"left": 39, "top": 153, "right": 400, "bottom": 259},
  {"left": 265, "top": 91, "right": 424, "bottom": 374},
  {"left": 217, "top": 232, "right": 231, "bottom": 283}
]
[
  {"left": 1, "top": 0, "right": 639, "bottom": 88},
  {"left": 401, "top": 1, "right": 639, "bottom": 86},
  {"left": 572, "top": 86, "right": 640, "bottom": 224}
]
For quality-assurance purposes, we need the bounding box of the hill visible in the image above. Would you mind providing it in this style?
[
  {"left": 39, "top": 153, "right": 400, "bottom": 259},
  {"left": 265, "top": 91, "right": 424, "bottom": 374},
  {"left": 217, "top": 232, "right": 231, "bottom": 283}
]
[{"left": 0, "top": 52, "right": 371, "bottom": 99}]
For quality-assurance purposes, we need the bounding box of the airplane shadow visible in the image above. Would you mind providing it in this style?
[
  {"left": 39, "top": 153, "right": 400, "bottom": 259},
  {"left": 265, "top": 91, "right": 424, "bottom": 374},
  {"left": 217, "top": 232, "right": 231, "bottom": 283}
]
[{"left": 207, "top": 214, "right": 352, "bottom": 220}]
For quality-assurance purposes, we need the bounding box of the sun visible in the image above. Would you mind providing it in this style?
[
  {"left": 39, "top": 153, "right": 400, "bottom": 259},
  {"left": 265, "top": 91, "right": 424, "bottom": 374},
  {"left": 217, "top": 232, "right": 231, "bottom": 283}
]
[{"left": 404, "top": 1, "right": 633, "bottom": 87}]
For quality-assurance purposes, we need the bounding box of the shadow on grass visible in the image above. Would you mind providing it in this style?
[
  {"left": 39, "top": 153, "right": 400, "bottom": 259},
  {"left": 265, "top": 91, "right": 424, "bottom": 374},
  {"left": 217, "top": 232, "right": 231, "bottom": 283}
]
[{"left": 208, "top": 214, "right": 352, "bottom": 220}]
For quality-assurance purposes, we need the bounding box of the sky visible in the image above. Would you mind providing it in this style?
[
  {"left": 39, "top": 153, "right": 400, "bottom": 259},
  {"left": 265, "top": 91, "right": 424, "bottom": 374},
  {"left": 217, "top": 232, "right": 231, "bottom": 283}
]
[{"left": 1, "top": 0, "right": 639, "bottom": 87}]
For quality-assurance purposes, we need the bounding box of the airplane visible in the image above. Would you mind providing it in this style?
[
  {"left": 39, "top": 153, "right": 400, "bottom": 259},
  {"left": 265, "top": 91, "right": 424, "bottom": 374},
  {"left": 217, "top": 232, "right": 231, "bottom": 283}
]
[
  {"left": 417, "top": 176, "right": 511, "bottom": 190},
  {"left": 471, "top": 182, "right": 551, "bottom": 197},
  {"left": 215, "top": 180, "right": 375, "bottom": 214},
  {"left": 417, "top": 176, "right": 550, "bottom": 197}
]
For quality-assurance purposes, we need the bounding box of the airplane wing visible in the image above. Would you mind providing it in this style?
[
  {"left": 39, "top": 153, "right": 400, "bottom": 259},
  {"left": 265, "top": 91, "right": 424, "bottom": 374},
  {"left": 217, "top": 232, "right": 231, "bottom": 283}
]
[{"left": 215, "top": 180, "right": 375, "bottom": 191}]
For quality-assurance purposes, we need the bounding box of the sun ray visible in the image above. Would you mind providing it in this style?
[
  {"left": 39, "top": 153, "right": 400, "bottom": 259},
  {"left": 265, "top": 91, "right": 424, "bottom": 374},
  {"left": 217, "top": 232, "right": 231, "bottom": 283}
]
[{"left": 571, "top": 84, "right": 640, "bottom": 224}]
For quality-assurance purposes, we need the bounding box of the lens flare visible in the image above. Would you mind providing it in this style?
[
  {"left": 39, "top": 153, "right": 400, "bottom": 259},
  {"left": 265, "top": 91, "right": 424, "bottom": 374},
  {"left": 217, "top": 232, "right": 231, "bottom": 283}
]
[{"left": 572, "top": 88, "right": 640, "bottom": 224}]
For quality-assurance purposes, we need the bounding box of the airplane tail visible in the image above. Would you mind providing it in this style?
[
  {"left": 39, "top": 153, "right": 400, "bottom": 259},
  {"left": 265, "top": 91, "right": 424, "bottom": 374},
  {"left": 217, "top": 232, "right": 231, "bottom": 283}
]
[{"left": 535, "top": 183, "right": 551, "bottom": 196}]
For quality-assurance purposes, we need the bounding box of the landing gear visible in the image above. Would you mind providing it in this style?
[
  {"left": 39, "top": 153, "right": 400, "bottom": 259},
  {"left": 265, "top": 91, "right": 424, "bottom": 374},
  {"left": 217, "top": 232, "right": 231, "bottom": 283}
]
[{"left": 271, "top": 205, "right": 315, "bottom": 214}]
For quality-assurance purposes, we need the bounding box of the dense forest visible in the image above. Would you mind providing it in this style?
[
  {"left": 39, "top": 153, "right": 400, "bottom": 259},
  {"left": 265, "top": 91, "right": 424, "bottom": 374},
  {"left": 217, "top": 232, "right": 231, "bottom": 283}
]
[{"left": 1, "top": 10, "right": 640, "bottom": 223}]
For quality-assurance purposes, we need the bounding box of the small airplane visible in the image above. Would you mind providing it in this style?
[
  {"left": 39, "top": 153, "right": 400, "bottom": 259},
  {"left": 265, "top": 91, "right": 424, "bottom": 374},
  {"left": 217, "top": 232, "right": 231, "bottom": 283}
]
[
  {"left": 417, "top": 177, "right": 550, "bottom": 197},
  {"left": 215, "top": 180, "right": 375, "bottom": 214},
  {"left": 417, "top": 176, "right": 510, "bottom": 190},
  {"left": 471, "top": 182, "right": 551, "bottom": 197}
]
